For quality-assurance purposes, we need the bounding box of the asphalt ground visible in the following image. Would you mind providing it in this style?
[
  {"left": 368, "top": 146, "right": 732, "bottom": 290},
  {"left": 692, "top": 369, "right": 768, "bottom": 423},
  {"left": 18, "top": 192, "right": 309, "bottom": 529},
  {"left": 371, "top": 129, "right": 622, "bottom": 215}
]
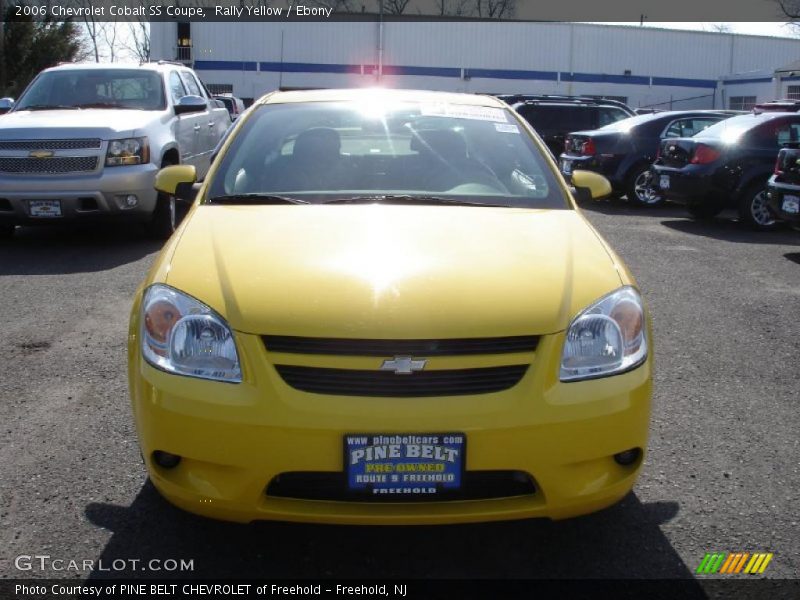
[{"left": 0, "top": 202, "right": 798, "bottom": 586}]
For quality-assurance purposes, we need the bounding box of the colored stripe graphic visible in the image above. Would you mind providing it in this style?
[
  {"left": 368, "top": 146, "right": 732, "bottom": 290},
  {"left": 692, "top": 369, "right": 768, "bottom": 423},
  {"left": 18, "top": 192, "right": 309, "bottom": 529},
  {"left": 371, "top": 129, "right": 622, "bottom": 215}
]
[{"left": 697, "top": 552, "right": 773, "bottom": 575}]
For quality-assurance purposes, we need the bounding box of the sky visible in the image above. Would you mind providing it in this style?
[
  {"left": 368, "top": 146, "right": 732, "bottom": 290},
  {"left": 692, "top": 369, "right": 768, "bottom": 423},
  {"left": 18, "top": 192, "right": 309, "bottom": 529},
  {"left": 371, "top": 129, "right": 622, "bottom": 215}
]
[{"left": 603, "top": 22, "right": 799, "bottom": 38}]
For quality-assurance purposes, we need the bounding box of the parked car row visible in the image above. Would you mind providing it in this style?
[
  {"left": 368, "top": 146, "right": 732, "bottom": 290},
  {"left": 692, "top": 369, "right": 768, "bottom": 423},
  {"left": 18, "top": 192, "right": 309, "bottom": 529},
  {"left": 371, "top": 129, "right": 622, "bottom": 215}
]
[{"left": 504, "top": 93, "right": 800, "bottom": 230}]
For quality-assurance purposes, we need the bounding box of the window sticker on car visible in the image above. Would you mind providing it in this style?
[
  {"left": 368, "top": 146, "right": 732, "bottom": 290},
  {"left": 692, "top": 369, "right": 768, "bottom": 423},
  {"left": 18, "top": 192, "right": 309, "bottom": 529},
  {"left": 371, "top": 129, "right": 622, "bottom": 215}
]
[
  {"left": 495, "top": 123, "right": 520, "bottom": 134},
  {"left": 421, "top": 103, "right": 507, "bottom": 123}
]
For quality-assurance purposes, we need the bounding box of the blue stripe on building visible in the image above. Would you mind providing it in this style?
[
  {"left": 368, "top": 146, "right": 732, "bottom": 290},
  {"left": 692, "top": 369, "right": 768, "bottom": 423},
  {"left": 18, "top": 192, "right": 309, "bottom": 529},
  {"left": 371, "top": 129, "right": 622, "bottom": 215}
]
[
  {"left": 194, "top": 60, "right": 721, "bottom": 89},
  {"left": 721, "top": 77, "right": 774, "bottom": 85}
]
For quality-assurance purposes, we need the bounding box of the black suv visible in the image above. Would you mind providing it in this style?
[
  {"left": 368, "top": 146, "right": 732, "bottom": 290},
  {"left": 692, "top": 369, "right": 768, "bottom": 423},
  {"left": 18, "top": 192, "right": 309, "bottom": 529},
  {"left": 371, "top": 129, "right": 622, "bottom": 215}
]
[
  {"left": 508, "top": 96, "right": 635, "bottom": 157},
  {"left": 651, "top": 112, "right": 800, "bottom": 229},
  {"left": 559, "top": 110, "right": 735, "bottom": 206}
]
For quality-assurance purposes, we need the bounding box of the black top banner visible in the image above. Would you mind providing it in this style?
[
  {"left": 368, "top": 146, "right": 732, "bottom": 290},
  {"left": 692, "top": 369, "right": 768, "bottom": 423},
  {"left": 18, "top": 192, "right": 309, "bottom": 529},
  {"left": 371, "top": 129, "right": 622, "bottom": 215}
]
[{"left": 4, "top": 0, "right": 795, "bottom": 22}]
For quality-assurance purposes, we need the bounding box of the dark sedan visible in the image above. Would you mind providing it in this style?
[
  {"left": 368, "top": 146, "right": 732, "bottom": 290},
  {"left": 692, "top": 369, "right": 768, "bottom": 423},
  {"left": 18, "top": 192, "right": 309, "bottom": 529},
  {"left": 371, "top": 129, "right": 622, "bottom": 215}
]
[
  {"left": 559, "top": 110, "right": 734, "bottom": 206},
  {"left": 650, "top": 112, "right": 800, "bottom": 229}
]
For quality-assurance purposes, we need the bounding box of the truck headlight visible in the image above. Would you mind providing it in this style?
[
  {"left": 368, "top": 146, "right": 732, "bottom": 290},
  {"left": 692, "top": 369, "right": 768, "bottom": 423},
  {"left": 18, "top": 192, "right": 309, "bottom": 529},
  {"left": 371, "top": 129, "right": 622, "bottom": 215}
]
[
  {"left": 141, "top": 284, "right": 242, "bottom": 383},
  {"left": 560, "top": 286, "right": 647, "bottom": 382},
  {"left": 106, "top": 137, "right": 149, "bottom": 166}
]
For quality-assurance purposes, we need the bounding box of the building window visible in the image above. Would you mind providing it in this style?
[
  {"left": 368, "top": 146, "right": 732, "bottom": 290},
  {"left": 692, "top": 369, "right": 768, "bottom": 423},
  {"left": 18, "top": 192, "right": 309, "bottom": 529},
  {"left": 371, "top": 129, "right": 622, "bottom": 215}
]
[
  {"left": 788, "top": 86, "right": 800, "bottom": 100},
  {"left": 207, "top": 84, "right": 234, "bottom": 95},
  {"left": 729, "top": 96, "right": 756, "bottom": 111}
]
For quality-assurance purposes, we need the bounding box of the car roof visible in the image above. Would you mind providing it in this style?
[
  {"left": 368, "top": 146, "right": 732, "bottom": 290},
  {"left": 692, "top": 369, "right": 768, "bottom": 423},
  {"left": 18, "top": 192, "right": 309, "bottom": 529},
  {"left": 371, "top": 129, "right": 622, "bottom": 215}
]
[
  {"left": 258, "top": 88, "right": 507, "bottom": 108},
  {"left": 42, "top": 61, "right": 187, "bottom": 74}
]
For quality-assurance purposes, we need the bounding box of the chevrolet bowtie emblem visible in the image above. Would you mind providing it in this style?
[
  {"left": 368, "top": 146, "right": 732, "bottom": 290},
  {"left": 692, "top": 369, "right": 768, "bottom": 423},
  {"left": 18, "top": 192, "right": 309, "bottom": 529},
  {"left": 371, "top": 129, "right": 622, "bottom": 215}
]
[
  {"left": 29, "top": 150, "right": 54, "bottom": 158},
  {"left": 380, "top": 356, "right": 427, "bottom": 375}
]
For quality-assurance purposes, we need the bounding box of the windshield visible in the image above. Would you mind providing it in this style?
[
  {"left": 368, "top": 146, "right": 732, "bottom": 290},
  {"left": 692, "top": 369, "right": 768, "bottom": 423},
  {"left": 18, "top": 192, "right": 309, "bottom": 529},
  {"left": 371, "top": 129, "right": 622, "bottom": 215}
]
[
  {"left": 15, "top": 69, "right": 165, "bottom": 111},
  {"left": 208, "top": 100, "right": 567, "bottom": 209}
]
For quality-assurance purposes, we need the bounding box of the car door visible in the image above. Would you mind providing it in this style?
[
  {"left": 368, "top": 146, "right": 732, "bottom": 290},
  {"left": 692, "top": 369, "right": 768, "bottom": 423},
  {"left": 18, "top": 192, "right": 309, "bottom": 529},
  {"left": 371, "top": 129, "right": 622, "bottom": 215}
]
[
  {"left": 168, "top": 70, "right": 203, "bottom": 170},
  {"left": 180, "top": 71, "right": 228, "bottom": 177}
]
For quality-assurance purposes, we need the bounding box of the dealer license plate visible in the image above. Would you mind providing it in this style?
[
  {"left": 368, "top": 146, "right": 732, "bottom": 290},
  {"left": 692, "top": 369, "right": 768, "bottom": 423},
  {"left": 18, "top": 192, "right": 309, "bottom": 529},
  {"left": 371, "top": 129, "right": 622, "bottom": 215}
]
[
  {"left": 29, "top": 200, "right": 62, "bottom": 218},
  {"left": 659, "top": 175, "right": 670, "bottom": 190},
  {"left": 782, "top": 195, "right": 800, "bottom": 214},
  {"left": 561, "top": 159, "right": 573, "bottom": 175},
  {"left": 345, "top": 433, "right": 465, "bottom": 497}
]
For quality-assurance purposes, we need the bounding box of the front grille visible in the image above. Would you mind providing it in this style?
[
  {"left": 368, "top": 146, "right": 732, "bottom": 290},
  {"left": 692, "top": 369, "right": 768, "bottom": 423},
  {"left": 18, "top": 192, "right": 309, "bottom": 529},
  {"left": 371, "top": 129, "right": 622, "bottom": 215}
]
[
  {"left": 0, "top": 139, "right": 101, "bottom": 151},
  {"left": 263, "top": 335, "right": 539, "bottom": 356},
  {"left": 266, "top": 470, "right": 536, "bottom": 502},
  {"left": 0, "top": 156, "right": 98, "bottom": 174},
  {"left": 275, "top": 364, "right": 528, "bottom": 397}
]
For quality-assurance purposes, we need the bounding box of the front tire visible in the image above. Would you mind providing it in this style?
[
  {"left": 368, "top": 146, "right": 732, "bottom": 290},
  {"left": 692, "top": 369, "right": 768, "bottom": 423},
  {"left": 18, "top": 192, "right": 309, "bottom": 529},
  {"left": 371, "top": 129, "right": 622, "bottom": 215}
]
[
  {"left": 626, "top": 167, "right": 664, "bottom": 207},
  {"left": 738, "top": 183, "right": 779, "bottom": 231},
  {"left": 147, "top": 160, "right": 181, "bottom": 240}
]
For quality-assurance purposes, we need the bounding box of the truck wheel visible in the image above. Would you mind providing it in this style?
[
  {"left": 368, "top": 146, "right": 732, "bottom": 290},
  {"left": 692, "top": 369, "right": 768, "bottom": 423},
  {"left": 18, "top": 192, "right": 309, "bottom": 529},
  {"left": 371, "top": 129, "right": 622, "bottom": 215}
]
[
  {"left": 147, "top": 161, "right": 180, "bottom": 240},
  {"left": 686, "top": 201, "right": 724, "bottom": 220},
  {"left": 738, "top": 183, "right": 778, "bottom": 231},
  {"left": 626, "top": 167, "right": 664, "bottom": 207}
]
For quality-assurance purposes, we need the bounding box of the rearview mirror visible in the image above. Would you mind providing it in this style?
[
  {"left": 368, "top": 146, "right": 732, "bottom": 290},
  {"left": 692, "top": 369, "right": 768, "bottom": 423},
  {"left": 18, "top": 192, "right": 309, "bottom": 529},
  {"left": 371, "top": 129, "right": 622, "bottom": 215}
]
[
  {"left": 174, "top": 95, "right": 207, "bottom": 115},
  {"left": 0, "top": 97, "right": 15, "bottom": 114},
  {"left": 155, "top": 164, "right": 197, "bottom": 202},
  {"left": 571, "top": 170, "right": 612, "bottom": 200}
]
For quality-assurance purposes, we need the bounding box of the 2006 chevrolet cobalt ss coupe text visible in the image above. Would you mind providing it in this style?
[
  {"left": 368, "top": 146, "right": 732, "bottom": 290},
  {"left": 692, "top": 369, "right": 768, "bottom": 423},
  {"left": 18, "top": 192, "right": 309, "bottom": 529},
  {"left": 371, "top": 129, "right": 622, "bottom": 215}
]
[{"left": 128, "top": 89, "right": 652, "bottom": 524}]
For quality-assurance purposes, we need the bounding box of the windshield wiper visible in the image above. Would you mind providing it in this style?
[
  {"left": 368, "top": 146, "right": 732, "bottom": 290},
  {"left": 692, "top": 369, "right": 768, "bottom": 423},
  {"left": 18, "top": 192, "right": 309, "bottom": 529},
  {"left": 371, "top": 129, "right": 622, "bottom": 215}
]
[
  {"left": 322, "top": 194, "right": 504, "bottom": 208},
  {"left": 74, "top": 102, "right": 127, "bottom": 109},
  {"left": 207, "top": 194, "right": 309, "bottom": 205},
  {"left": 20, "top": 104, "right": 80, "bottom": 111}
]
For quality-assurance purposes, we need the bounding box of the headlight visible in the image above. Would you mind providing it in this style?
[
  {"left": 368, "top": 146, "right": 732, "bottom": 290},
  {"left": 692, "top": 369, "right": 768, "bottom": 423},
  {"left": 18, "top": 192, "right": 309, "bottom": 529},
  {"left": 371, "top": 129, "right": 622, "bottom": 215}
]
[
  {"left": 560, "top": 286, "right": 647, "bottom": 382},
  {"left": 141, "top": 284, "right": 241, "bottom": 383},
  {"left": 106, "top": 137, "right": 149, "bottom": 166}
]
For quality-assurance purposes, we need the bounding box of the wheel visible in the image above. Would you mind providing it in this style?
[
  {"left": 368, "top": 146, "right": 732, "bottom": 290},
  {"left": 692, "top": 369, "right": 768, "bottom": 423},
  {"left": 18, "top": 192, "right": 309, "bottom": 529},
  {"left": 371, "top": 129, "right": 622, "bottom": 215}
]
[
  {"left": 626, "top": 167, "right": 664, "bottom": 207},
  {"left": 686, "top": 200, "right": 724, "bottom": 220},
  {"left": 738, "top": 183, "right": 779, "bottom": 231},
  {"left": 146, "top": 161, "right": 184, "bottom": 240}
]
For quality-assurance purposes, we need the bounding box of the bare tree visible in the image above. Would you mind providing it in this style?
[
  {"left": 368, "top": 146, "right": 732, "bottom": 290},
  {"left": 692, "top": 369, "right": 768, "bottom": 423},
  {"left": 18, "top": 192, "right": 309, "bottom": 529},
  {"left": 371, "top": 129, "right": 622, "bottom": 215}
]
[
  {"left": 101, "top": 22, "right": 119, "bottom": 63},
  {"left": 472, "top": 0, "right": 515, "bottom": 18},
  {"left": 381, "top": 0, "right": 411, "bottom": 13},
  {"left": 123, "top": 21, "right": 151, "bottom": 64},
  {"left": 777, "top": 1, "right": 800, "bottom": 35},
  {"left": 705, "top": 23, "right": 733, "bottom": 34}
]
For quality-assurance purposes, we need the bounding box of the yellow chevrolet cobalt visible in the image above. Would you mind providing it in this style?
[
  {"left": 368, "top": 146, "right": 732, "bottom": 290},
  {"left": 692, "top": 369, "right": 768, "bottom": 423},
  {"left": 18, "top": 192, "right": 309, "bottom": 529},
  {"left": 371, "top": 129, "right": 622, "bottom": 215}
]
[{"left": 128, "top": 89, "right": 652, "bottom": 524}]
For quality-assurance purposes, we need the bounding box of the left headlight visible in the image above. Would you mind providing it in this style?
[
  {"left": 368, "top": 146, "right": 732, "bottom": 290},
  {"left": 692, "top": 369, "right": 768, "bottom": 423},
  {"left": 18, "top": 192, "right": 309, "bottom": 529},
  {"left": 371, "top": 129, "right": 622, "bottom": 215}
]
[
  {"left": 560, "top": 286, "right": 647, "bottom": 382},
  {"left": 141, "top": 284, "right": 242, "bottom": 383},
  {"left": 106, "top": 136, "right": 149, "bottom": 166}
]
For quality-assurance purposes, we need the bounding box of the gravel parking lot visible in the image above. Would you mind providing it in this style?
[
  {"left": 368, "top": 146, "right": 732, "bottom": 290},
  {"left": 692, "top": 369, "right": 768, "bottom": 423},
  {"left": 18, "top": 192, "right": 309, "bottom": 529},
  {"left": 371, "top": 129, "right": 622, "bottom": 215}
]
[{"left": 0, "top": 204, "right": 798, "bottom": 583}]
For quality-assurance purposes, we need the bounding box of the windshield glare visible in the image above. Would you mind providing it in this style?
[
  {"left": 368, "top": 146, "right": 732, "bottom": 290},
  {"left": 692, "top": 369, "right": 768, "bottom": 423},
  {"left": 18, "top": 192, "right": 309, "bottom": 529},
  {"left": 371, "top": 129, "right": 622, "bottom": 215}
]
[
  {"left": 15, "top": 69, "right": 165, "bottom": 111},
  {"left": 208, "top": 101, "right": 567, "bottom": 208}
]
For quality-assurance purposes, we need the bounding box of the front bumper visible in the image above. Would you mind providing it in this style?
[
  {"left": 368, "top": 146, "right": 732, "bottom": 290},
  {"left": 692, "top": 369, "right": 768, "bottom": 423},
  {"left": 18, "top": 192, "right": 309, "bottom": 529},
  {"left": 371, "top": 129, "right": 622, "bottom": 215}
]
[
  {"left": 767, "top": 180, "right": 800, "bottom": 223},
  {"left": 0, "top": 163, "right": 159, "bottom": 225},
  {"left": 129, "top": 326, "right": 653, "bottom": 525},
  {"left": 558, "top": 155, "right": 621, "bottom": 188}
]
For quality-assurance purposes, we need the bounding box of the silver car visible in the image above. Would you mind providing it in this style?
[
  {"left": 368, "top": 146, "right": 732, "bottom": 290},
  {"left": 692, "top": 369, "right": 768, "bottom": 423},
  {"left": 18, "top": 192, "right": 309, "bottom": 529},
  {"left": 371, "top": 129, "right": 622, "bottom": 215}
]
[{"left": 0, "top": 61, "right": 230, "bottom": 239}]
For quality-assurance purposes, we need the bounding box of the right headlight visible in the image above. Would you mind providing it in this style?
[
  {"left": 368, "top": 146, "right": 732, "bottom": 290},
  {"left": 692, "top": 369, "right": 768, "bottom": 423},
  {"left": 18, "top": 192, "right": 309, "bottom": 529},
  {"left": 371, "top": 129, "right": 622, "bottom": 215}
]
[
  {"left": 141, "top": 284, "right": 242, "bottom": 383},
  {"left": 560, "top": 286, "right": 647, "bottom": 382}
]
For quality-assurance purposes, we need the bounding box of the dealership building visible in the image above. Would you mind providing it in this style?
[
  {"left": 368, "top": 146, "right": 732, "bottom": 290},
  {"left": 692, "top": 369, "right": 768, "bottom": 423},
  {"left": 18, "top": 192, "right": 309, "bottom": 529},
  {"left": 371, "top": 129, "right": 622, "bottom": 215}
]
[{"left": 149, "top": 20, "right": 800, "bottom": 109}]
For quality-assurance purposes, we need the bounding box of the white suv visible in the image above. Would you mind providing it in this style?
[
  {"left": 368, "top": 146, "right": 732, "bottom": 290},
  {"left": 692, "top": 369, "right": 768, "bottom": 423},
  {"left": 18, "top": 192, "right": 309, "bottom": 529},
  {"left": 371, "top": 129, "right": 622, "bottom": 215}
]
[{"left": 0, "top": 62, "right": 231, "bottom": 238}]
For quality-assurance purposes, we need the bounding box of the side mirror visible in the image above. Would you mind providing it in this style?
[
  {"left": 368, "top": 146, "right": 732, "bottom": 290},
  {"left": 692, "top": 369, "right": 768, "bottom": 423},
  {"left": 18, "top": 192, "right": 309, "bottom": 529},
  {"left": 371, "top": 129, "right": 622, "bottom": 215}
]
[
  {"left": 174, "top": 95, "right": 207, "bottom": 115},
  {"left": 571, "top": 170, "right": 612, "bottom": 201},
  {"left": 0, "top": 97, "right": 15, "bottom": 114},
  {"left": 155, "top": 164, "right": 197, "bottom": 203}
]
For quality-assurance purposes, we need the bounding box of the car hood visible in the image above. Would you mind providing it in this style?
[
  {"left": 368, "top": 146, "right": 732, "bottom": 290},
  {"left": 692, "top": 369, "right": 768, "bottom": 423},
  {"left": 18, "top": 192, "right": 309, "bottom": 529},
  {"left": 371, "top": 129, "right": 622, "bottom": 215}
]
[
  {"left": 0, "top": 109, "right": 166, "bottom": 139},
  {"left": 163, "top": 205, "right": 623, "bottom": 337}
]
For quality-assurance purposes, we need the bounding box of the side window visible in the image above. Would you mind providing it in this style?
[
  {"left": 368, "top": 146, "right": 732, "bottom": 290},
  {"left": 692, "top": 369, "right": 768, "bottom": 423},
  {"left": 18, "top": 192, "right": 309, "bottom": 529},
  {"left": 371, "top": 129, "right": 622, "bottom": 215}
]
[
  {"left": 597, "top": 107, "right": 628, "bottom": 127},
  {"left": 663, "top": 119, "right": 687, "bottom": 138},
  {"left": 690, "top": 118, "right": 721, "bottom": 135},
  {"left": 169, "top": 72, "right": 186, "bottom": 104},
  {"left": 179, "top": 71, "right": 203, "bottom": 97},
  {"left": 748, "top": 120, "right": 800, "bottom": 148},
  {"left": 776, "top": 122, "right": 800, "bottom": 147}
]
